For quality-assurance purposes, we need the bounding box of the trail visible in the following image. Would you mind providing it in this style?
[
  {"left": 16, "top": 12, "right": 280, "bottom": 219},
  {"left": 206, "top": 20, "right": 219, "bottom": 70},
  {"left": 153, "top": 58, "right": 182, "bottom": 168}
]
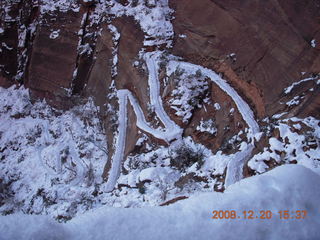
[
  {"left": 144, "top": 52, "right": 182, "bottom": 134},
  {"left": 37, "top": 118, "right": 87, "bottom": 186},
  {"left": 167, "top": 61, "right": 259, "bottom": 134},
  {"left": 167, "top": 60, "right": 260, "bottom": 187},
  {"left": 105, "top": 51, "right": 260, "bottom": 191},
  {"left": 104, "top": 91, "right": 128, "bottom": 192},
  {"left": 104, "top": 54, "right": 183, "bottom": 192}
]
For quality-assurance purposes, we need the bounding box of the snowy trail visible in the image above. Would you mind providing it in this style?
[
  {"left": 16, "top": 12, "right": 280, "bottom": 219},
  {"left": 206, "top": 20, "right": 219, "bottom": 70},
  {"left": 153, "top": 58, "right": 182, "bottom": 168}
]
[
  {"left": 144, "top": 52, "right": 182, "bottom": 134},
  {"left": 106, "top": 52, "right": 260, "bottom": 191},
  {"left": 0, "top": 114, "right": 87, "bottom": 182},
  {"left": 284, "top": 76, "right": 319, "bottom": 94},
  {"left": 104, "top": 91, "right": 128, "bottom": 192},
  {"left": 167, "top": 60, "right": 260, "bottom": 187},
  {"left": 167, "top": 61, "right": 259, "bottom": 134},
  {"left": 38, "top": 120, "right": 58, "bottom": 176},
  {"left": 105, "top": 54, "right": 183, "bottom": 192},
  {"left": 224, "top": 144, "right": 254, "bottom": 187},
  {"left": 125, "top": 89, "right": 181, "bottom": 141},
  {"left": 68, "top": 140, "right": 86, "bottom": 186},
  {"left": 37, "top": 118, "right": 87, "bottom": 186}
]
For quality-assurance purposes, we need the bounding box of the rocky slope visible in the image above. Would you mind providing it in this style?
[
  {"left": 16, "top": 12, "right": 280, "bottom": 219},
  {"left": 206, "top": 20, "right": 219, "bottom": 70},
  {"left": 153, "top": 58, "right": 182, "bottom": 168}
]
[{"left": 0, "top": 0, "right": 319, "bottom": 219}]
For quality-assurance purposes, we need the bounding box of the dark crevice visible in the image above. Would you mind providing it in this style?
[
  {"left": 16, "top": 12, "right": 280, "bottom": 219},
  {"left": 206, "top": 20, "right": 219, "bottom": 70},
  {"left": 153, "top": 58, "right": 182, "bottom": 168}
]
[
  {"left": 255, "top": 48, "right": 269, "bottom": 65},
  {"left": 20, "top": 3, "right": 40, "bottom": 85},
  {"left": 71, "top": 7, "right": 91, "bottom": 95},
  {"left": 208, "top": 0, "right": 228, "bottom": 11}
]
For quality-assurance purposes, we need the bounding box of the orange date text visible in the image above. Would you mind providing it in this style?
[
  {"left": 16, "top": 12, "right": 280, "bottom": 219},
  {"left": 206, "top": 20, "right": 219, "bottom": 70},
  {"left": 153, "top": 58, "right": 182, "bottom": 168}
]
[{"left": 211, "top": 210, "right": 307, "bottom": 220}]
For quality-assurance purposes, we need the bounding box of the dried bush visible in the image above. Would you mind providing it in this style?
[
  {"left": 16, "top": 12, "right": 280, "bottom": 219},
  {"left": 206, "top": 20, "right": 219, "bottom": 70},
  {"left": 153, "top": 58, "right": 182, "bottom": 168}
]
[{"left": 170, "top": 144, "right": 205, "bottom": 171}]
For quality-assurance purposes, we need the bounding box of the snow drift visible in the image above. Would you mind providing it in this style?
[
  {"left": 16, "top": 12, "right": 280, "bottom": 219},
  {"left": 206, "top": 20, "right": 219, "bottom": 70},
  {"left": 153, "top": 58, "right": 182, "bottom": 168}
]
[{"left": 1, "top": 164, "right": 319, "bottom": 240}]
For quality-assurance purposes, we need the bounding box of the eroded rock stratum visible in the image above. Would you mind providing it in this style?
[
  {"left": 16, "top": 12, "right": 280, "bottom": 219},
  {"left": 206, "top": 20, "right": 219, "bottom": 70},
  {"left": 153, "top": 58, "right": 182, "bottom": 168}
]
[{"left": 0, "top": 0, "right": 319, "bottom": 219}]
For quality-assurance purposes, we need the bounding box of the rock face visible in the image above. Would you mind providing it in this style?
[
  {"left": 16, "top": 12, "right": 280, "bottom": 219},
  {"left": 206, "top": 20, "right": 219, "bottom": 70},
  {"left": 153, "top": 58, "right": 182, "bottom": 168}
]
[
  {"left": 0, "top": 0, "right": 319, "bottom": 197},
  {"left": 27, "top": 10, "right": 83, "bottom": 108},
  {"left": 170, "top": 0, "right": 320, "bottom": 116}
]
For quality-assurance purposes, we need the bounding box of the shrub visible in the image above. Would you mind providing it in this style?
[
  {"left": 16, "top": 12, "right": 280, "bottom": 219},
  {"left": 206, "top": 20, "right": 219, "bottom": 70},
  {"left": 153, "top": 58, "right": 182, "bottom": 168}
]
[{"left": 170, "top": 144, "right": 205, "bottom": 171}]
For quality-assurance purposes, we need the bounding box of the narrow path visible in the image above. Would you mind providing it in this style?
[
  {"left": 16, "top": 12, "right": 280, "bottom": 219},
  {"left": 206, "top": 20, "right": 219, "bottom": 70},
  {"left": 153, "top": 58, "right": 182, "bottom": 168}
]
[
  {"left": 37, "top": 118, "right": 88, "bottom": 186},
  {"left": 105, "top": 51, "right": 260, "bottom": 191},
  {"left": 104, "top": 54, "right": 183, "bottom": 191},
  {"left": 168, "top": 61, "right": 259, "bottom": 134},
  {"left": 168, "top": 60, "right": 260, "bottom": 187},
  {"left": 144, "top": 53, "right": 182, "bottom": 135},
  {"left": 104, "top": 91, "right": 128, "bottom": 192}
]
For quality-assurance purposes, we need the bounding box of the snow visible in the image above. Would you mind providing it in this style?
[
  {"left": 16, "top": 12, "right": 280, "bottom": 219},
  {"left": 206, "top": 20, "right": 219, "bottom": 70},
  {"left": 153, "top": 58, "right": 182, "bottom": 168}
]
[
  {"left": 272, "top": 112, "right": 288, "bottom": 119},
  {"left": 248, "top": 117, "right": 320, "bottom": 175},
  {"left": 178, "top": 34, "right": 187, "bottom": 38},
  {"left": 269, "top": 138, "right": 283, "bottom": 151},
  {"left": 0, "top": 86, "right": 108, "bottom": 218},
  {"left": 108, "top": 0, "right": 174, "bottom": 47},
  {"left": 227, "top": 53, "right": 237, "bottom": 61},
  {"left": 286, "top": 95, "right": 302, "bottom": 106},
  {"left": 225, "top": 143, "right": 254, "bottom": 187},
  {"left": 40, "top": 0, "right": 80, "bottom": 14},
  {"left": 214, "top": 102, "right": 221, "bottom": 110},
  {"left": 103, "top": 90, "right": 128, "bottom": 192},
  {"left": 167, "top": 58, "right": 260, "bottom": 187},
  {"left": 18, "top": 25, "right": 27, "bottom": 48},
  {"left": 2, "top": 1, "right": 319, "bottom": 230},
  {"left": 2, "top": 2, "right": 14, "bottom": 22},
  {"left": 49, "top": 30, "right": 60, "bottom": 39},
  {"left": 254, "top": 132, "right": 263, "bottom": 141},
  {"left": 1, "top": 164, "right": 320, "bottom": 240},
  {"left": 108, "top": 24, "right": 120, "bottom": 78},
  {"left": 1, "top": 42, "right": 13, "bottom": 50},
  {"left": 138, "top": 167, "right": 178, "bottom": 183},
  {"left": 126, "top": 90, "right": 181, "bottom": 141},
  {"left": 202, "top": 151, "right": 229, "bottom": 175},
  {"left": 168, "top": 65, "right": 209, "bottom": 122},
  {"left": 114, "top": 88, "right": 182, "bottom": 142},
  {"left": 104, "top": 53, "right": 183, "bottom": 192},
  {"left": 144, "top": 52, "right": 182, "bottom": 137},
  {"left": 107, "top": 48, "right": 260, "bottom": 193},
  {"left": 135, "top": 134, "right": 148, "bottom": 146},
  {"left": 196, "top": 119, "right": 217, "bottom": 135},
  {"left": 167, "top": 60, "right": 259, "bottom": 135},
  {"left": 284, "top": 76, "right": 318, "bottom": 94},
  {"left": 2, "top": 3, "right": 182, "bottom": 199},
  {"left": 311, "top": 39, "right": 316, "bottom": 48}
]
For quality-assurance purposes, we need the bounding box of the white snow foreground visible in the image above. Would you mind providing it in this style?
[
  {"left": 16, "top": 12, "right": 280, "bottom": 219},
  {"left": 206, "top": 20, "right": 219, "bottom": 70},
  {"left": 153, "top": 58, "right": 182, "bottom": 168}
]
[{"left": 1, "top": 164, "right": 320, "bottom": 240}]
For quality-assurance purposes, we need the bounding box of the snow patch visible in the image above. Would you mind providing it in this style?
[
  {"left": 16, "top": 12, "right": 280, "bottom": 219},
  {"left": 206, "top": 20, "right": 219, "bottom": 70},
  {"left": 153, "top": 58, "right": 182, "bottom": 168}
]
[
  {"left": 1, "top": 165, "right": 320, "bottom": 240},
  {"left": 196, "top": 119, "right": 217, "bottom": 135},
  {"left": 284, "top": 76, "right": 319, "bottom": 94},
  {"left": 49, "top": 30, "right": 60, "bottom": 39}
]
